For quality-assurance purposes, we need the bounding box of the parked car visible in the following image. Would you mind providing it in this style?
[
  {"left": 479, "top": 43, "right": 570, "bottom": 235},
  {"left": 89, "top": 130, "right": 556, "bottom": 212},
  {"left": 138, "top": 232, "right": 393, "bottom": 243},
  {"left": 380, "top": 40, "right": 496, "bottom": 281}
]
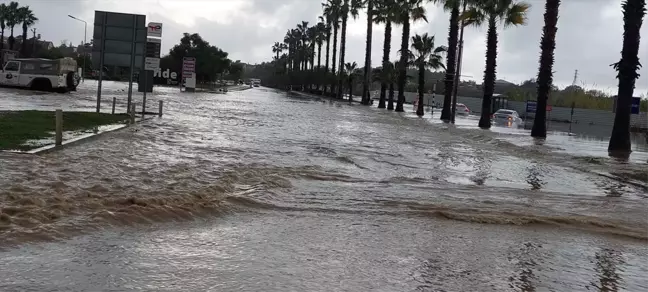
[
  {"left": 492, "top": 109, "right": 523, "bottom": 127},
  {"left": 0, "top": 57, "right": 79, "bottom": 93},
  {"left": 455, "top": 103, "right": 470, "bottom": 116}
]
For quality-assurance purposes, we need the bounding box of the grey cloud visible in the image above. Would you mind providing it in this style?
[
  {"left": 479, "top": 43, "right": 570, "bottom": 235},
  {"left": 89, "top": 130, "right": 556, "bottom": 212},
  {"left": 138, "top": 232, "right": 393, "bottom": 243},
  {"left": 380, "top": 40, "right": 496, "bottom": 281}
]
[{"left": 12, "top": 0, "right": 648, "bottom": 93}]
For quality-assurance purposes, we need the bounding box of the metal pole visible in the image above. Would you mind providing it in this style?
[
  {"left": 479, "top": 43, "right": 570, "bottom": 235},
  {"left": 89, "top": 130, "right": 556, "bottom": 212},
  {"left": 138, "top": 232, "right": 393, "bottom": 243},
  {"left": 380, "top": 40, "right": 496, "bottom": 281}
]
[
  {"left": 127, "top": 16, "right": 137, "bottom": 114},
  {"left": 451, "top": 2, "right": 467, "bottom": 124},
  {"left": 68, "top": 16, "right": 87, "bottom": 82},
  {"left": 55, "top": 109, "right": 63, "bottom": 146},
  {"left": 112, "top": 97, "right": 116, "bottom": 114},
  {"left": 431, "top": 83, "right": 436, "bottom": 115},
  {"left": 158, "top": 100, "right": 163, "bottom": 117},
  {"left": 96, "top": 15, "right": 107, "bottom": 113},
  {"left": 130, "top": 104, "right": 136, "bottom": 124},
  {"left": 83, "top": 21, "right": 86, "bottom": 83}
]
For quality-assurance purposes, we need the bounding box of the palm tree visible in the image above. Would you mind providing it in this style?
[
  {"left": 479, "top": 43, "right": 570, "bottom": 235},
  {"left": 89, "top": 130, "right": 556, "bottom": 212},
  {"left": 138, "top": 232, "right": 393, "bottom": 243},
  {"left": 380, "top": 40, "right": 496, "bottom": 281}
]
[
  {"left": 409, "top": 33, "right": 447, "bottom": 116},
  {"left": 315, "top": 22, "right": 326, "bottom": 70},
  {"left": 314, "top": 21, "right": 327, "bottom": 90},
  {"left": 5, "top": 1, "right": 19, "bottom": 51},
  {"left": 531, "top": 0, "right": 560, "bottom": 138},
  {"left": 372, "top": 62, "right": 398, "bottom": 110},
  {"left": 319, "top": 15, "right": 332, "bottom": 94},
  {"left": 395, "top": 0, "right": 429, "bottom": 112},
  {"left": 463, "top": 0, "right": 530, "bottom": 129},
  {"left": 434, "top": 0, "right": 464, "bottom": 121},
  {"left": 323, "top": 0, "right": 342, "bottom": 96},
  {"left": 609, "top": 0, "right": 646, "bottom": 156},
  {"left": 336, "top": 0, "right": 364, "bottom": 99},
  {"left": 18, "top": 6, "right": 36, "bottom": 56},
  {"left": 0, "top": 3, "right": 8, "bottom": 51},
  {"left": 272, "top": 42, "right": 283, "bottom": 60},
  {"left": 297, "top": 21, "right": 309, "bottom": 71},
  {"left": 361, "top": 0, "right": 374, "bottom": 105},
  {"left": 344, "top": 61, "right": 360, "bottom": 102},
  {"left": 374, "top": 0, "right": 399, "bottom": 108}
]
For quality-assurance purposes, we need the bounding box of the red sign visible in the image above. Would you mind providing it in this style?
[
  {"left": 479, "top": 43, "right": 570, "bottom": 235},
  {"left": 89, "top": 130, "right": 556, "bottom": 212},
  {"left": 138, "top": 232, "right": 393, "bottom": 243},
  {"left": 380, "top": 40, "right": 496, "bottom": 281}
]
[
  {"left": 182, "top": 57, "right": 196, "bottom": 78},
  {"left": 546, "top": 105, "right": 552, "bottom": 112}
]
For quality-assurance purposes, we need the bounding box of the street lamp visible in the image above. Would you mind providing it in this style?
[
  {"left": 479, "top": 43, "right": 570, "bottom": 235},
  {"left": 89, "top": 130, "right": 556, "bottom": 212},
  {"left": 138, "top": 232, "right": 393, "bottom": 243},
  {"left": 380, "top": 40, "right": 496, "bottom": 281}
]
[{"left": 68, "top": 14, "right": 87, "bottom": 82}]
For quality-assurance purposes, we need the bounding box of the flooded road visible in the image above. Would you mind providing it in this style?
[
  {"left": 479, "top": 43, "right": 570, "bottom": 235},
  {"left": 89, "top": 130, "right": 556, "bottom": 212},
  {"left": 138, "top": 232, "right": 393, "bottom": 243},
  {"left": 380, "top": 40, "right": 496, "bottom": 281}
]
[{"left": 1, "top": 83, "right": 647, "bottom": 291}]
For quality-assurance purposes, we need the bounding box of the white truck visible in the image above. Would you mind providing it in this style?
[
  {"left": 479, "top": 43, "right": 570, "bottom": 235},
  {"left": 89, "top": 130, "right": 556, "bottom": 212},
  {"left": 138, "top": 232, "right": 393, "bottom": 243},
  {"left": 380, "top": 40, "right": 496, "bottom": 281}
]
[{"left": 0, "top": 57, "right": 79, "bottom": 93}]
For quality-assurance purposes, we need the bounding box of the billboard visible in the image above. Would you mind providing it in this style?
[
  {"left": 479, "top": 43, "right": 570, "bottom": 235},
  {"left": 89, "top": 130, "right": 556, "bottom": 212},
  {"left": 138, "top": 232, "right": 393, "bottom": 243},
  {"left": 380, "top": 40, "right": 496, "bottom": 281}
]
[
  {"left": 92, "top": 11, "right": 146, "bottom": 69},
  {"left": 92, "top": 10, "right": 146, "bottom": 112}
]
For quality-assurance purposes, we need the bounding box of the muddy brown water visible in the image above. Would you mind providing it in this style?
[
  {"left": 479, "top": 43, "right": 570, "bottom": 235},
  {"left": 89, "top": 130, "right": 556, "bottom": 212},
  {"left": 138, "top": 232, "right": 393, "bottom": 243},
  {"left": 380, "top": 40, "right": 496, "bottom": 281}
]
[{"left": 0, "top": 83, "right": 646, "bottom": 291}]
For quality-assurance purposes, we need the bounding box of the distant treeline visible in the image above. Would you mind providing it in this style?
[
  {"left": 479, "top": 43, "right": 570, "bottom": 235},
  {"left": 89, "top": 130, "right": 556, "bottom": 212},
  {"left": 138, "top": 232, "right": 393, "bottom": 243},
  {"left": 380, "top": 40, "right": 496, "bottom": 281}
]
[{"left": 244, "top": 61, "right": 647, "bottom": 112}]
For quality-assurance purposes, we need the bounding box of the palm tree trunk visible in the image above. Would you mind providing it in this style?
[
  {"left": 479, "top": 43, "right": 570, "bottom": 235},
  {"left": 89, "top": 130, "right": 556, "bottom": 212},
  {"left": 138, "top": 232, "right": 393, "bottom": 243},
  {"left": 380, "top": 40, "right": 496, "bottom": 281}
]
[
  {"left": 417, "top": 63, "right": 425, "bottom": 116},
  {"left": 609, "top": 0, "right": 646, "bottom": 156},
  {"left": 531, "top": 0, "right": 561, "bottom": 138},
  {"left": 349, "top": 79, "right": 353, "bottom": 103},
  {"left": 378, "top": 21, "right": 392, "bottom": 109},
  {"left": 0, "top": 28, "right": 4, "bottom": 51},
  {"left": 331, "top": 26, "right": 339, "bottom": 97},
  {"left": 478, "top": 17, "right": 498, "bottom": 129},
  {"left": 387, "top": 82, "right": 395, "bottom": 110},
  {"left": 362, "top": 0, "right": 373, "bottom": 105},
  {"left": 20, "top": 24, "right": 28, "bottom": 55},
  {"left": 337, "top": 14, "right": 349, "bottom": 99},
  {"left": 8, "top": 27, "right": 15, "bottom": 50},
  {"left": 396, "top": 16, "right": 410, "bottom": 112},
  {"left": 325, "top": 23, "right": 331, "bottom": 94},
  {"left": 440, "top": 4, "right": 460, "bottom": 121},
  {"left": 317, "top": 42, "right": 322, "bottom": 91}
]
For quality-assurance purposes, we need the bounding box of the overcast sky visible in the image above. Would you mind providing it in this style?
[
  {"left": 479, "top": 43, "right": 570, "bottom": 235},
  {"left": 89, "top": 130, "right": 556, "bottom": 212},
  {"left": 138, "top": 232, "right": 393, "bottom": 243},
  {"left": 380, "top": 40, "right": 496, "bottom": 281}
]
[{"left": 14, "top": 0, "right": 648, "bottom": 94}]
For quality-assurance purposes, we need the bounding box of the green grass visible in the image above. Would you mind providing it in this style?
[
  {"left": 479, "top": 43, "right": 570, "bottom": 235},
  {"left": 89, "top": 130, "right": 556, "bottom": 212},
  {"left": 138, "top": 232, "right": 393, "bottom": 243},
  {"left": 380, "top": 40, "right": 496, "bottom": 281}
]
[
  {"left": 612, "top": 171, "right": 648, "bottom": 183},
  {"left": 0, "top": 110, "right": 129, "bottom": 151}
]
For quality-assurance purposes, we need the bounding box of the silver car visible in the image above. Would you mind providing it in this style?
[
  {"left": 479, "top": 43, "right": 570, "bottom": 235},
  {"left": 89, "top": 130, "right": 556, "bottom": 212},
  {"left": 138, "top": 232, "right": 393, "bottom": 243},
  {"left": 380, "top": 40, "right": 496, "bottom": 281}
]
[
  {"left": 492, "top": 109, "right": 523, "bottom": 127},
  {"left": 455, "top": 103, "right": 471, "bottom": 116}
]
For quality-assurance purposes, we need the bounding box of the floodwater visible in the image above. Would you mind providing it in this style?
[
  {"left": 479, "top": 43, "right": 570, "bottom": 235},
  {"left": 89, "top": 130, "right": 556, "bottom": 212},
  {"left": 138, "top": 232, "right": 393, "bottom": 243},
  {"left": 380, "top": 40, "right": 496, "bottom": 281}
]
[{"left": 0, "top": 82, "right": 647, "bottom": 291}]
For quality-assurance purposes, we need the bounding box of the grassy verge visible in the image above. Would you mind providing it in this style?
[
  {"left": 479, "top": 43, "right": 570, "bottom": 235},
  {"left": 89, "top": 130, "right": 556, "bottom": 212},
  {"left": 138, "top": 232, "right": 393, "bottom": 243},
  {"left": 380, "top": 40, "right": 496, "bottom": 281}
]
[
  {"left": 611, "top": 171, "right": 648, "bottom": 183},
  {"left": 0, "top": 110, "right": 129, "bottom": 151}
]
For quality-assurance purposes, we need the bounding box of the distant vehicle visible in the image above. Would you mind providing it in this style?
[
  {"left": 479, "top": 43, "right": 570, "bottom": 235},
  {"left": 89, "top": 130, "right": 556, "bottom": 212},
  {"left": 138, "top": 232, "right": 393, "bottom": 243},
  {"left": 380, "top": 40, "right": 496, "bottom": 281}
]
[
  {"left": 250, "top": 78, "right": 261, "bottom": 87},
  {"left": 455, "top": 103, "right": 470, "bottom": 116},
  {"left": 0, "top": 57, "right": 79, "bottom": 93},
  {"left": 492, "top": 109, "right": 523, "bottom": 127}
]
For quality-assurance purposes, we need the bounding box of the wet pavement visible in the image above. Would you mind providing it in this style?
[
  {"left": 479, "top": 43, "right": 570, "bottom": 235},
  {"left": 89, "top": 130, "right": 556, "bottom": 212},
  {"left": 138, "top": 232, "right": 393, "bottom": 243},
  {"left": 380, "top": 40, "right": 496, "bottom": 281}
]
[{"left": 0, "top": 83, "right": 647, "bottom": 291}]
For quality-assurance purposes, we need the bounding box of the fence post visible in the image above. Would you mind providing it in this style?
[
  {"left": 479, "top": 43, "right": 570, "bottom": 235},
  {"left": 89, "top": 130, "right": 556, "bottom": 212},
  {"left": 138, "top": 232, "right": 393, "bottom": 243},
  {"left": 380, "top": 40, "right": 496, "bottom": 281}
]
[
  {"left": 112, "top": 97, "right": 116, "bottom": 115},
  {"left": 55, "top": 109, "right": 63, "bottom": 146},
  {"left": 130, "top": 104, "right": 136, "bottom": 124},
  {"left": 158, "top": 100, "right": 163, "bottom": 117}
]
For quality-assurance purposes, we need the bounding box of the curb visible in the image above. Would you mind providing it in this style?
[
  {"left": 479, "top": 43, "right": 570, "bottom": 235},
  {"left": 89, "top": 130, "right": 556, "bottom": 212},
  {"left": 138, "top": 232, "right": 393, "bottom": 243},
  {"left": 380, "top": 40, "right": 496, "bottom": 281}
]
[{"left": 2, "top": 116, "right": 156, "bottom": 155}]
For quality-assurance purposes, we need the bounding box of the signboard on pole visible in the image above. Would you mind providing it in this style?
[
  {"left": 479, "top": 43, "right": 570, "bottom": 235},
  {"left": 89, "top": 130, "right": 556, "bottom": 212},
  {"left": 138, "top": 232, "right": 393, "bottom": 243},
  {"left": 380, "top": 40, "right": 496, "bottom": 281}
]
[
  {"left": 147, "top": 22, "right": 163, "bottom": 38},
  {"left": 145, "top": 41, "right": 161, "bottom": 58},
  {"left": 92, "top": 11, "right": 146, "bottom": 112},
  {"left": 182, "top": 57, "right": 196, "bottom": 92},
  {"left": 525, "top": 100, "right": 551, "bottom": 113},
  {"left": 631, "top": 97, "right": 641, "bottom": 114},
  {"left": 144, "top": 57, "right": 160, "bottom": 70},
  {"left": 139, "top": 23, "right": 162, "bottom": 93},
  {"left": 613, "top": 96, "right": 642, "bottom": 114},
  {"left": 525, "top": 100, "right": 537, "bottom": 113},
  {"left": 182, "top": 57, "right": 196, "bottom": 78}
]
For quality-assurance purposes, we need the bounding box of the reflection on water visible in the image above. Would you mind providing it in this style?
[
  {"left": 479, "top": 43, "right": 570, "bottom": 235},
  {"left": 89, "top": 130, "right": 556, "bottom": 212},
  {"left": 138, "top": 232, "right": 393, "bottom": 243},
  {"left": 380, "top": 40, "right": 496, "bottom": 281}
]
[
  {"left": 592, "top": 248, "right": 624, "bottom": 292},
  {"left": 526, "top": 163, "right": 546, "bottom": 191},
  {"left": 0, "top": 84, "right": 647, "bottom": 291}
]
